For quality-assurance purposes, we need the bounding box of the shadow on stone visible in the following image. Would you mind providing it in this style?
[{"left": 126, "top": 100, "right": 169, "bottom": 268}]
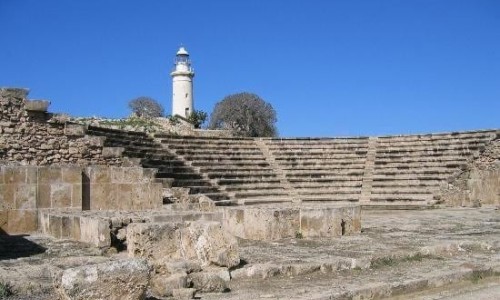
[{"left": 0, "top": 230, "right": 46, "bottom": 260}]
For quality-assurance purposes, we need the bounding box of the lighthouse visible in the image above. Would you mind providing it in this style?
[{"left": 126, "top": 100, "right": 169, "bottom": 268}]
[{"left": 171, "top": 47, "right": 195, "bottom": 118}]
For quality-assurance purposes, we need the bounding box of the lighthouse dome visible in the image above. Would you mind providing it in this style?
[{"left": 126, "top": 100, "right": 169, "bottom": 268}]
[{"left": 176, "top": 47, "right": 189, "bottom": 56}]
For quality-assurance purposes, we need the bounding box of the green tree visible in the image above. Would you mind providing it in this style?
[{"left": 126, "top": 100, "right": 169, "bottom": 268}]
[
  {"left": 209, "top": 92, "right": 277, "bottom": 137},
  {"left": 188, "top": 110, "right": 208, "bottom": 129}
]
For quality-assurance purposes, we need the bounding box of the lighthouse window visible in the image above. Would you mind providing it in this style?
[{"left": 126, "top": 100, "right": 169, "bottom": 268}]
[{"left": 185, "top": 93, "right": 188, "bottom": 98}]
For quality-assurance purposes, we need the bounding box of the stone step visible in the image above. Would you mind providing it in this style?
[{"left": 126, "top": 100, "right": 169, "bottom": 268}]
[
  {"left": 269, "top": 149, "right": 369, "bottom": 155},
  {"left": 264, "top": 138, "right": 369, "bottom": 145},
  {"left": 171, "top": 179, "right": 212, "bottom": 187},
  {"left": 155, "top": 134, "right": 255, "bottom": 142},
  {"left": 123, "top": 151, "right": 178, "bottom": 161},
  {"left": 234, "top": 189, "right": 289, "bottom": 199},
  {"left": 370, "top": 187, "right": 436, "bottom": 194},
  {"left": 218, "top": 178, "right": 282, "bottom": 185},
  {"left": 282, "top": 165, "right": 365, "bottom": 171},
  {"left": 154, "top": 178, "right": 174, "bottom": 188},
  {"left": 375, "top": 162, "right": 467, "bottom": 169},
  {"left": 284, "top": 170, "right": 365, "bottom": 176},
  {"left": 376, "top": 146, "right": 482, "bottom": 155},
  {"left": 369, "top": 194, "right": 433, "bottom": 201},
  {"left": 199, "top": 166, "right": 276, "bottom": 172},
  {"left": 166, "top": 144, "right": 260, "bottom": 151},
  {"left": 187, "top": 185, "right": 222, "bottom": 194},
  {"left": 296, "top": 189, "right": 362, "bottom": 196},
  {"left": 205, "top": 169, "right": 277, "bottom": 176},
  {"left": 181, "top": 155, "right": 267, "bottom": 161},
  {"left": 300, "top": 194, "right": 360, "bottom": 202},
  {"left": 374, "top": 156, "right": 469, "bottom": 164},
  {"left": 274, "top": 153, "right": 367, "bottom": 160},
  {"left": 372, "top": 169, "right": 457, "bottom": 176},
  {"left": 153, "top": 166, "right": 196, "bottom": 174},
  {"left": 201, "top": 192, "right": 231, "bottom": 201},
  {"left": 375, "top": 140, "right": 489, "bottom": 151},
  {"left": 371, "top": 174, "right": 451, "bottom": 181},
  {"left": 192, "top": 160, "right": 271, "bottom": 167},
  {"left": 224, "top": 183, "right": 287, "bottom": 191},
  {"left": 157, "top": 172, "right": 203, "bottom": 180},
  {"left": 87, "top": 126, "right": 151, "bottom": 138},
  {"left": 371, "top": 180, "right": 442, "bottom": 187},
  {"left": 141, "top": 159, "right": 186, "bottom": 167},
  {"left": 276, "top": 160, "right": 366, "bottom": 167},
  {"left": 376, "top": 130, "right": 496, "bottom": 142},
  {"left": 292, "top": 181, "right": 363, "bottom": 188},
  {"left": 158, "top": 138, "right": 256, "bottom": 147},
  {"left": 286, "top": 174, "right": 364, "bottom": 181},
  {"left": 104, "top": 139, "right": 160, "bottom": 148},
  {"left": 234, "top": 196, "right": 294, "bottom": 205},
  {"left": 172, "top": 148, "right": 263, "bottom": 155},
  {"left": 288, "top": 177, "right": 363, "bottom": 183},
  {"left": 208, "top": 173, "right": 280, "bottom": 180},
  {"left": 375, "top": 151, "right": 478, "bottom": 160}
]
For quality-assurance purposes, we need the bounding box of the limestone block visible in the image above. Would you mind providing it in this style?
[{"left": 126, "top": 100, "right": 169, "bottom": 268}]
[
  {"left": 115, "top": 184, "right": 132, "bottom": 210},
  {"left": 127, "top": 222, "right": 183, "bottom": 260},
  {"left": 38, "top": 167, "right": 62, "bottom": 184},
  {"left": 61, "top": 167, "right": 82, "bottom": 183},
  {"left": 85, "top": 135, "right": 105, "bottom": 147},
  {"left": 222, "top": 207, "right": 300, "bottom": 240},
  {"left": 189, "top": 271, "right": 229, "bottom": 293},
  {"left": 0, "top": 87, "right": 29, "bottom": 99},
  {"left": 71, "top": 216, "right": 81, "bottom": 240},
  {"left": 0, "top": 184, "right": 15, "bottom": 209},
  {"left": 122, "top": 167, "right": 144, "bottom": 183},
  {"left": 180, "top": 221, "right": 240, "bottom": 268},
  {"left": 127, "top": 221, "right": 240, "bottom": 268},
  {"left": 63, "top": 123, "right": 85, "bottom": 137},
  {"left": 13, "top": 183, "right": 36, "bottom": 209},
  {"left": 79, "top": 216, "right": 111, "bottom": 247},
  {"left": 172, "top": 288, "right": 196, "bottom": 300},
  {"left": 24, "top": 100, "right": 50, "bottom": 112},
  {"left": 102, "top": 147, "right": 124, "bottom": 158},
  {"left": 151, "top": 273, "right": 190, "bottom": 297},
  {"left": 86, "top": 166, "right": 111, "bottom": 183},
  {"left": 301, "top": 205, "right": 361, "bottom": 237},
  {"left": 61, "top": 215, "right": 73, "bottom": 238},
  {"left": 89, "top": 183, "right": 115, "bottom": 210},
  {"left": 50, "top": 183, "right": 72, "bottom": 208},
  {"left": 49, "top": 214, "right": 63, "bottom": 238},
  {"left": 7, "top": 209, "right": 37, "bottom": 234},
  {"left": 36, "top": 184, "right": 51, "bottom": 208},
  {"left": 71, "top": 184, "right": 82, "bottom": 208},
  {"left": 58, "top": 258, "right": 150, "bottom": 300}
]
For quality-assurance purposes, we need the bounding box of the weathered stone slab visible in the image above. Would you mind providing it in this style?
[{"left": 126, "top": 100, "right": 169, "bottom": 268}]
[
  {"left": 127, "top": 221, "right": 240, "bottom": 268},
  {"left": 222, "top": 204, "right": 361, "bottom": 240},
  {"left": 58, "top": 258, "right": 150, "bottom": 300}
]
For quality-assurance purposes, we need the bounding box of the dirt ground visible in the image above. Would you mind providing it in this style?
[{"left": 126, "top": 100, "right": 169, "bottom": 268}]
[{"left": 1, "top": 207, "right": 500, "bottom": 299}]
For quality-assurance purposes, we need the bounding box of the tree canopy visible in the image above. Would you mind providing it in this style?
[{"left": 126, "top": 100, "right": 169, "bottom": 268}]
[
  {"left": 209, "top": 92, "right": 277, "bottom": 137},
  {"left": 128, "top": 97, "right": 164, "bottom": 118}
]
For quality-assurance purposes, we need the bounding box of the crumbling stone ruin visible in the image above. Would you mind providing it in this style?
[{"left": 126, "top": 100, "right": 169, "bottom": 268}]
[{"left": 0, "top": 87, "right": 499, "bottom": 299}]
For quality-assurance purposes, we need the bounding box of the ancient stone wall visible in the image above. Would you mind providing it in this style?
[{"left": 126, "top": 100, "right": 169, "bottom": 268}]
[
  {"left": 440, "top": 137, "right": 499, "bottom": 206},
  {"left": 0, "top": 165, "right": 163, "bottom": 234},
  {"left": 0, "top": 88, "right": 122, "bottom": 166}
]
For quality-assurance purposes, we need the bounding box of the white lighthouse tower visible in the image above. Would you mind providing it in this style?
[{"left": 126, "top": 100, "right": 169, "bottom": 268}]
[{"left": 171, "top": 47, "right": 195, "bottom": 117}]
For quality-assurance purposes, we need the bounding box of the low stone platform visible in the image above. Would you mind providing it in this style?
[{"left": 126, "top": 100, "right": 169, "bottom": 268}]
[
  {"left": 38, "top": 209, "right": 222, "bottom": 247},
  {"left": 222, "top": 203, "right": 360, "bottom": 240},
  {"left": 2, "top": 207, "right": 500, "bottom": 299}
]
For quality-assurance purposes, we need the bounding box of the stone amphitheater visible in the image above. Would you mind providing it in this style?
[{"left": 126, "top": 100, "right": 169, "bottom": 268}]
[{"left": 0, "top": 88, "right": 499, "bottom": 299}]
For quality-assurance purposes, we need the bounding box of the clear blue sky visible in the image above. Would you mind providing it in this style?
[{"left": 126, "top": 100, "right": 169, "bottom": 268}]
[{"left": 1, "top": 0, "right": 499, "bottom": 137}]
